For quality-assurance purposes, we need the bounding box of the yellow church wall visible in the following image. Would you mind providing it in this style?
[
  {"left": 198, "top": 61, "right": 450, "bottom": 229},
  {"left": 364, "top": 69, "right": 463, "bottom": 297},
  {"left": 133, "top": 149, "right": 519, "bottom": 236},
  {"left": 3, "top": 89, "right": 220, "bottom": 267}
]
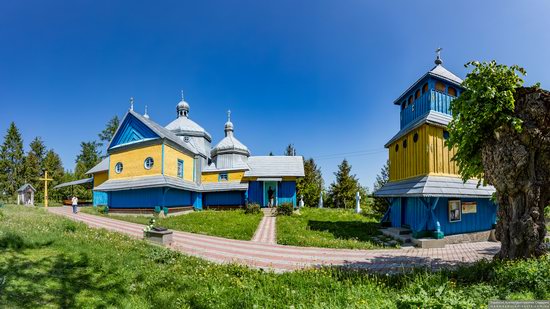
[
  {"left": 93, "top": 171, "right": 108, "bottom": 188},
  {"left": 201, "top": 171, "right": 246, "bottom": 183},
  {"left": 163, "top": 144, "right": 194, "bottom": 181},
  {"left": 388, "top": 124, "right": 460, "bottom": 182},
  {"left": 109, "top": 144, "right": 163, "bottom": 179},
  {"left": 388, "top": 125, "right": 429, "bottom": 181}
]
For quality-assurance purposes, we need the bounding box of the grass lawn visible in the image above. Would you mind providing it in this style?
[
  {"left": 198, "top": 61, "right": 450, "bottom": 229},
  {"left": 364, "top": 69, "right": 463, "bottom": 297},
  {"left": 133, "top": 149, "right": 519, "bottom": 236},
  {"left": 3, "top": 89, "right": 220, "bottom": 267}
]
[
  {"left": 1, "top": 205, "right": 550, "bottom": 308},
  {"left": 80, "top": 207, "right": 263, "bottom": 240},
  {"left": 277, "top": 208, "right": 392, "bottom": 249}
]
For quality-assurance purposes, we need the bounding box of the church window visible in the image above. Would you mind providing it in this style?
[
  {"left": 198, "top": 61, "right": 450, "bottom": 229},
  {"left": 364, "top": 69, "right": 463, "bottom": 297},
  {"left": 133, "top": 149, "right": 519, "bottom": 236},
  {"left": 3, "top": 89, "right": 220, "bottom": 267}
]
[
  {"left": 408, "top": 95, "right": 413, "bottom": 105},
  {"left": 115, "top": 162, "right": 123, "bottom": 174},
  {"left": 219, "top": 173, "right": 228, "bottom": 181},
  {"left": 422, "top": 83, "right": 429, "bottom": 94},
  {"left": 435, "top": 81, "right": 446, "bottom": 93},
  {"left": 401, "top": 101, "right": 406, "bottom": 110},
  {"left": 395, "top": 144, "right": 399, "bottom": 152},
  {"left": 415, "top": 89, "right": 421, "bottom": 99},
  {"left": 448, "top": 86, "right": 457, "bottom": 97},
  {"left": 403, "top": 139, "right": 408, "bottom": 148},
  {"left": 443, "top": 130, "right": 450, "bottom": 140},
  {"left": 177, "top": 159, "right": 184, "bottom": 178},
  {"left": 144, "top": 157, "right": 154, "bottom": 170},
  {"left": 413, "top": 132, "right": 419, "bottom": 143}
]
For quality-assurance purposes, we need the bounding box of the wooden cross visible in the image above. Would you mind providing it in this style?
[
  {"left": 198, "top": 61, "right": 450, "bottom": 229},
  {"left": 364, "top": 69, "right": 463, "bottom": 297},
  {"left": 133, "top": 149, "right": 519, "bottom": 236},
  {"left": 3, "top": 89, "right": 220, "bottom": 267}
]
[{"left": 39, "top": 171, "right": 53, "bottom": 208}]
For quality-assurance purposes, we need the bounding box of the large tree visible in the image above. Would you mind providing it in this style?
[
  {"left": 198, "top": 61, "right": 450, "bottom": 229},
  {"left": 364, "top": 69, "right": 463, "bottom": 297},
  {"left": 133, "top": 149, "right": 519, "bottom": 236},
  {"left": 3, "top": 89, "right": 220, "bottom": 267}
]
[
  {"left": 296, "top": 158, "right": 324, "bottom": 207},
  {"left": 447, "top": 61, "right": 550, "bottom": 259},
  {"left": 0, "top": 122, "right": 25, "bottom": 198},
  {"left": 327, "top": 159, "right": 368, "bottom": 209},
  {"left": 23, "top": 137, "right": 47, "bottom": 201},
  {"left": 75, "top": 141, "right": 101, "bottom": 179},
  {"left": 372, "top": 159, "right": 390, "bottom": 215},
  {"left": 43, "top": 150, "right": 65, "bottom": 202}
]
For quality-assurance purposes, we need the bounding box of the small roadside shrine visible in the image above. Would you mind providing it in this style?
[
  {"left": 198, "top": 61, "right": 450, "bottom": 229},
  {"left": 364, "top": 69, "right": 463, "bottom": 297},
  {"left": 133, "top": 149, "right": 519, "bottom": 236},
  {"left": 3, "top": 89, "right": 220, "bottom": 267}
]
[{"left": 17, "top": 184, "right": 36, "bottom": 206}]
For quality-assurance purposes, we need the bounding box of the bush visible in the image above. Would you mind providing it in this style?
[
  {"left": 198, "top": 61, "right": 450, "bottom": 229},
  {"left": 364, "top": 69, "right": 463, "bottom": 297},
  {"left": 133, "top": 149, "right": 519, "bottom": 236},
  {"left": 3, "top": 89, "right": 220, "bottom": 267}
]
[
  {"left": 244, "top": 203, "right": 261, "bottom": 215},
  {"left": 97, "top": 206, "right": 109, "bottom": 214},
  {"left": 277, "top": 202, "right": 294, "bottom": 216}
]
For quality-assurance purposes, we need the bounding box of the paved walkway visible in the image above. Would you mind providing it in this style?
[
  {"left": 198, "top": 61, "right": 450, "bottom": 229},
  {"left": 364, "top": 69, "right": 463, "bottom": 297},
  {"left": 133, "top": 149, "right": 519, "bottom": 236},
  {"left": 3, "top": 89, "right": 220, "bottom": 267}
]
[
  {"left": 251, "top": 208, "right": 277, "bottom": 244},
  {"left": 48, "top": 207, "right": 501, "bottom": 273}
]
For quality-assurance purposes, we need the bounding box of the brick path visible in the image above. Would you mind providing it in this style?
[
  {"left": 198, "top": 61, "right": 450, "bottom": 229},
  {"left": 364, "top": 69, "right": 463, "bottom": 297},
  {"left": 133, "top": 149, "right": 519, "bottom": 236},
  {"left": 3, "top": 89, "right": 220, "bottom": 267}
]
[
  {"left": 48, "top": 207, "right": 501, "bottom": 273},
  {"left": 251, "top": 208, "right": 277, "bottom": 244}
]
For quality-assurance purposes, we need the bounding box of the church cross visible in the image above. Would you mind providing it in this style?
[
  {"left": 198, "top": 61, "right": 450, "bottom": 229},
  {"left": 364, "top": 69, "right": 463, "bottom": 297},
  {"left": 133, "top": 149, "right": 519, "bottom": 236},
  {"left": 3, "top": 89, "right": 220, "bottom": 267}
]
[{"left": 39, "top": 170, "right": 54, "bottom": 208}]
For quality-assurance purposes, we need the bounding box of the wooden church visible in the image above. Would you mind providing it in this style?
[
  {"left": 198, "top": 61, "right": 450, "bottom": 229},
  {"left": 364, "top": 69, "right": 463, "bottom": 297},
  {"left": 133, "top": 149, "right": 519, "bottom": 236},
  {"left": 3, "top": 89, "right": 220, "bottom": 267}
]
[
  {"left": 374, "top": 52, "right": 497, "bottom": 244},
  {"left": 84, "top": 96, "right": 304, "bottom": 212}
]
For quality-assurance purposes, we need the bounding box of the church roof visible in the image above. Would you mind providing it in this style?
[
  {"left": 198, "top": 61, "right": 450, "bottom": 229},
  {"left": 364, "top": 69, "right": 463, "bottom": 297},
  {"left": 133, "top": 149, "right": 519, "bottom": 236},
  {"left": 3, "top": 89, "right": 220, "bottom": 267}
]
[
  {"left": 165, "top": 117, "right": 212, "bottom": 141},
  {"left": 373, "top": 175, "right": 495, "bottom": 198},
  {"left": 244, "top": 156, "right": 305, "bottom": 177},
  {"left": 384, "top": 110, "right": 452, "bottom": 147},
  {"left": 53, "top": 178, "right": 93, "bottom": 189},
  {"left": 211, "top": 135, "right": 250, "bottom": 157},
  {"left": 393, "top": 64, "right": 463, "bottom": 105},
  {"left": 86, "top": 158, "right": 109, "bottom": 174},
  {"left": 94, "top": 175, "right": 200, "bottom": 192},
  {"left": 17, "top": 183, "right": 36, "bottom": 192}
]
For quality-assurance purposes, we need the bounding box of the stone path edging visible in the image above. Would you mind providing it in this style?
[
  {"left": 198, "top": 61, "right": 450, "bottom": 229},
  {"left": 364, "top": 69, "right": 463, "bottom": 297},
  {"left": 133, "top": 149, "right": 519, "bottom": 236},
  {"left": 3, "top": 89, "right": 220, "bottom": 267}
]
[{"left": 48, "top": 207, "right": 501, "bottom": 273}]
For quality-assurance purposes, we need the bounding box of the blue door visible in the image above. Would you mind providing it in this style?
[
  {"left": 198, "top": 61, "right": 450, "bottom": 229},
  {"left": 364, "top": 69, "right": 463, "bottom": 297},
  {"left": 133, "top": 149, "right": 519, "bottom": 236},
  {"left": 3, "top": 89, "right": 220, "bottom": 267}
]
[
  {"left": 400, "top": 197, "right": 408, "bottom": 227},
  {"left": 263, "top": 182, "right": 277, "bottom": 207}
]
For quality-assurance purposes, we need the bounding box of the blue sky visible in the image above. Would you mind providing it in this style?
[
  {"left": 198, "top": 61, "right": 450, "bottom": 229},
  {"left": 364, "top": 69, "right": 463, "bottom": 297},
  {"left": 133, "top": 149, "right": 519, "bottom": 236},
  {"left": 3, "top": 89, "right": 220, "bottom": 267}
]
[{"left": 1, "top": 1, "right": 549, "bottom": 189}]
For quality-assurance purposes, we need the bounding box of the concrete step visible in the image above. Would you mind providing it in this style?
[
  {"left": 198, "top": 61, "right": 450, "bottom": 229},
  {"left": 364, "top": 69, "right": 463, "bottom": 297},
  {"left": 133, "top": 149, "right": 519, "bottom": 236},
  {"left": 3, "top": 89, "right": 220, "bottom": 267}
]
[{"left": 380, "top": 228, "right": 412, "bottom": 244}]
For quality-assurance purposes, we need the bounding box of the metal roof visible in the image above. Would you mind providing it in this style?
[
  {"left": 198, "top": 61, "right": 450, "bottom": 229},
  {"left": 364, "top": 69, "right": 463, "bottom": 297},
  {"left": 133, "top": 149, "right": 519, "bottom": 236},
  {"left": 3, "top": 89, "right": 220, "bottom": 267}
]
[
  {"left": 94, "top": 175, "right": 200, "bottom": 192},
  {"left": 373, "top": 175, "right": 495, "bottom": 198},
  {"left": 384, "top": 111, "right": 452, "bottom": 147},
  {"left": 244, "top": 156, "right": 305, "bottom": 177},
  {"left": 53, "top": 178, "right": 94, "bottom": 189},
  {"left": 211, "top": 135, "right": 250, "bottom": 157},
  {"left": 393, "top": 64, "right": 463, "bottom": 105},
  {"left": 86, "top": 158, "right": 109, "bottom": 174},
  {"left": 203, "top": 163, "right": 249, "bottom": 173},
  {"left": 165, "top": 115, "right": 212, "bottom": 141},
  {"left": 17, "top": 183, "right": 36, "bottom": 192},
  {"left": 201, "top": 182, "right": 249, "bottom": 192}
]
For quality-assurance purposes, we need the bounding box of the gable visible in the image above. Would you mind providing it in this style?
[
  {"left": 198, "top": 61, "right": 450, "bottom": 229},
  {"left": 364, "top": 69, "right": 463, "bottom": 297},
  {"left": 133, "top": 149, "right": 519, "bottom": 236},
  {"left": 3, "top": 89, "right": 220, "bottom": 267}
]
[{"left": 109, "top": 113, "right": 159, "bottom": 149}]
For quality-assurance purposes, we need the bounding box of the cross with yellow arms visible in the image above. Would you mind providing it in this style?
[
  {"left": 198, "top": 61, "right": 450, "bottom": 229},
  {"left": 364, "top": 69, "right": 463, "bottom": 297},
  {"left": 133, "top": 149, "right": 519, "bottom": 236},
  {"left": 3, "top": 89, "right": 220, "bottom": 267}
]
[{"left": 39, "top": 171, "right": 53, "bottom": 208}]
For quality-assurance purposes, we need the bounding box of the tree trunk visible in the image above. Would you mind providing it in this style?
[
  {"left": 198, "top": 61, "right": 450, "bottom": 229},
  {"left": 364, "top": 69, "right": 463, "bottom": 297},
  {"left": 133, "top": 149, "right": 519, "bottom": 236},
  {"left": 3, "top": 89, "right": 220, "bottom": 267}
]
[{"left": 481, "top": 87, "right": 550, "bottom": 259}]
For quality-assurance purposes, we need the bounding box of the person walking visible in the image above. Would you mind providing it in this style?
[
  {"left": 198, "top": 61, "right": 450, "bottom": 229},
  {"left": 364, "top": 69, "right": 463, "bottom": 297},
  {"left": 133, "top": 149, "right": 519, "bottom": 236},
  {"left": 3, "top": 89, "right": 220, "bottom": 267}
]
[
  {"left": 71, "top": 196, "right": 78, "bottom": 214},
  {"left": 267, "top": 186, "right": 274, "bottom": 208}
]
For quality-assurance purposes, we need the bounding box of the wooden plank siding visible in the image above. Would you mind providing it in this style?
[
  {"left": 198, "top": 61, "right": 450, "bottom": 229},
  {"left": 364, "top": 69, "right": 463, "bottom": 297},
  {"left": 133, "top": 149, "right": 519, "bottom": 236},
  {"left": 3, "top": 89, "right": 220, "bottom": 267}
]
[
  {"left": 201, "top": 171, "right": 246, "bottom": 183},
  {"left": 163, "top": 143, "right": 194, "bottom": 181},
  {"left": 389, "top": 124, "right": 459, "bottom": 181},
  {"left": 109, "top": 144, "right": 163, "bottom": 179}
]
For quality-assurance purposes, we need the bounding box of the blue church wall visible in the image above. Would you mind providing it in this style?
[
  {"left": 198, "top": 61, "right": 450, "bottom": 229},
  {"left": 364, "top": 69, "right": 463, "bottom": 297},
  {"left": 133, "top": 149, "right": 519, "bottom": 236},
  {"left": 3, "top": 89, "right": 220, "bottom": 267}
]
[
  {"left": 389, "top": 196, "right": 497, "bottom": 236},
  {"left": 203, "top": 191, "right": 244, "bottom": 206},
  {"left": 192, "top": 192, "right": 202, "bottom": 210},
  {"left": 108, "top": 188, "right": 192, "bottom": 208},
  {"left": 109, "top": 113, "right": 158, "bottom": 149},
  {"left": 278, "top": 181, "right": 297, "bottom": 206},
  {"left": 247, "top": 181, "right": 263, "bottom": 205},
  {"left": 434, "top": 198, "right": 497, "bottom": 236},
  {"left": 93, "top": 191, "right": 109, "bottom": 206}
]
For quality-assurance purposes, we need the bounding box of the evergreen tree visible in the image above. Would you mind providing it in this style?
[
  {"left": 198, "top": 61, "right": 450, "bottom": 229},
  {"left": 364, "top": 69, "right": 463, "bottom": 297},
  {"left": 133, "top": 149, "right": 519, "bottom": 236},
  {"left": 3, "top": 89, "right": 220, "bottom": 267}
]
[
  {"left": 372, "top": 159, "right": 390, "bottom": 215},
  {"left": 327, "top": 159, "right": 367, "bottom": 209},
  {"left": 98, "top": 116, "right": 120, "bottom": 148},
  {"left": 268, "top": 151, "right": 274, "bottom": 156},
  {"left": 23, "top": 137, "right": 47, "bottom": 200},
  {"left": 0, "top": 122, "right": 25, "bottom": 198},
  {"left": 43, "top": 150, "right": 65, "bottom": 202},
  {"left": 296, "top": 158, "right": 324, "bottom": 207},
  {"left": 74, "top": 141, "right": 101, "bottom": 179},
  {"left": 284, "top": 144, "right": 297, "bottom": 156}
]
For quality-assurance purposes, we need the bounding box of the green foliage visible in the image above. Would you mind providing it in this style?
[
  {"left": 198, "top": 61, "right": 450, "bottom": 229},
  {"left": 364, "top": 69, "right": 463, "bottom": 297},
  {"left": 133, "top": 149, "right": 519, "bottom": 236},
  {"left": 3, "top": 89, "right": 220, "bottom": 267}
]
[
  {"left": 81, "top": 208, "right": 263, "bottom": 240},
  {"left": 447, "top": 61, "right": 526, "bottom": 183},
  {"left": 1, "top": 205, "right": 550, "bottom": 308},
  {"left": 296, "top": 158, "right": 324, "bottom": 208},
  {"left": 244, "top": 203, "right": 261, "bottom": 214},
  {"left": 0, "top": 122, "right": 25, "bottom": 198},
  {"left": 74, "top": 141, "right": 101, "bottom": 179},
  {"left": 327, "top": 159, "right": 368, "bottom": 209},
  {"left": 98, "top": 115, "right": 120, "bottom": 148},
  {"left": 22, "top": 137, "right": 47, "bottom": 200},
  {"left": 42, "top": 149, "right": 65, "bottom": 201},
  {"left": 372, "top": 159, "right": 390, "bottom": 215},
  {"left": 277, "top": 202, "right": 294, "bottom": 216},
  {"left": 277, "top": 208, "right": 386, "bottom": 249}
]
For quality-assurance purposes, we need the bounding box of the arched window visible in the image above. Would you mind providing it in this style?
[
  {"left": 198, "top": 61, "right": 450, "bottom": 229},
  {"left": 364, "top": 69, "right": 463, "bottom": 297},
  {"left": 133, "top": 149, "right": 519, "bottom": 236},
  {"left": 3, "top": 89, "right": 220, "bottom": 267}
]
[
  {"left": 115, "top": 162, "right": 123, "bottom": 174},
  {"left": 403, "top": 139, "right": 408, "bottom": 148},
  {"left": 401, "top": 101, "right": 406, "bottom": 110},
  {"left": 395, "top": 144, "right": 399, "bottom": 152},
  {"left": 443, "top": 130, "right": 450, "bottom": 140},
  {"left": 422, "top": 83, "right": 429, "bottom": 94},
  {"left": 413, "top": 132, "right": 419, "bottom": 143},
  {"left": 415, "top": 89, "right": 421, "bottom": 99},
  {"left": 435, "top": 81, "right": 446, "bottom": 93},
  {"left": 408, "top": 95, "right": 413, "bottom": 105},
  {"left": 144, "top": 157, "right": 154, "bottom": 170},
  {"left": 448, "top": 86, "right": 457, "bottom": 97}
]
